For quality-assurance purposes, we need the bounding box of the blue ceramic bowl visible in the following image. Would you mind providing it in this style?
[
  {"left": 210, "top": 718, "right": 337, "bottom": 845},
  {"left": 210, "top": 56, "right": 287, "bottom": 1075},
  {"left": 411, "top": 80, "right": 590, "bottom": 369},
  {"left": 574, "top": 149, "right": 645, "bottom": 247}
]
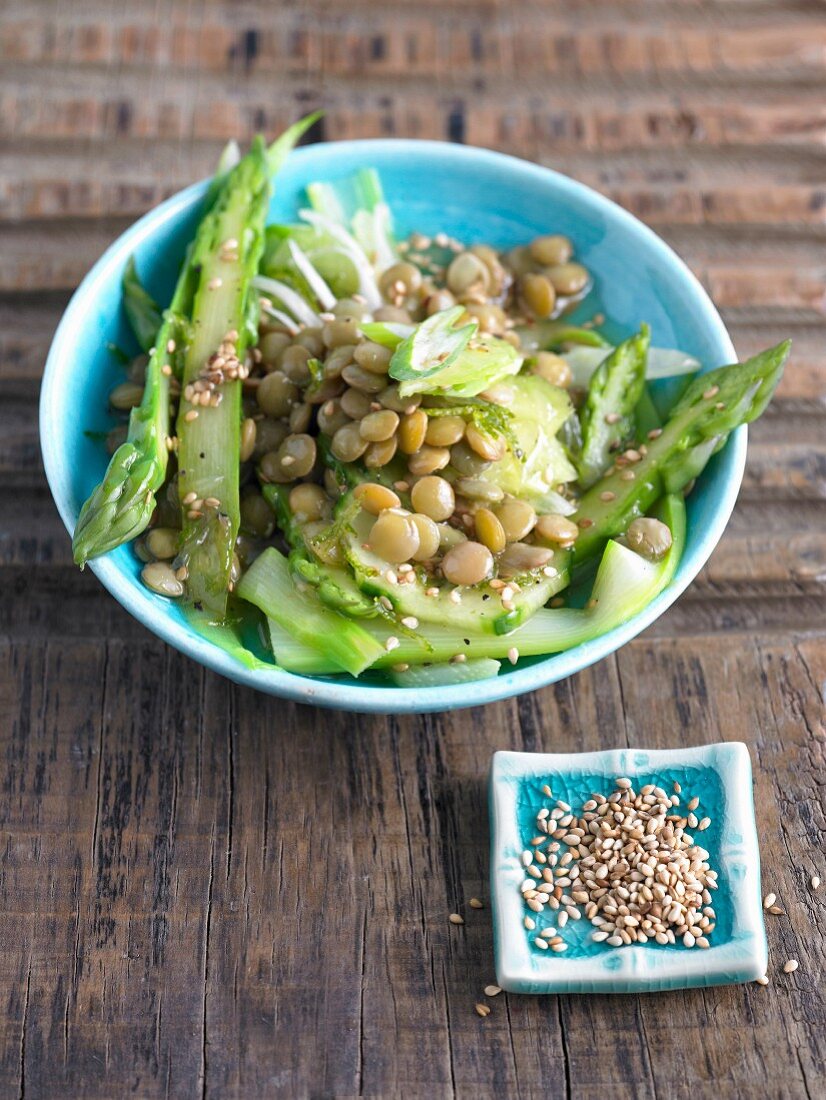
[{"left": 41, "top": 140, "right": 741, "bottom": 713}]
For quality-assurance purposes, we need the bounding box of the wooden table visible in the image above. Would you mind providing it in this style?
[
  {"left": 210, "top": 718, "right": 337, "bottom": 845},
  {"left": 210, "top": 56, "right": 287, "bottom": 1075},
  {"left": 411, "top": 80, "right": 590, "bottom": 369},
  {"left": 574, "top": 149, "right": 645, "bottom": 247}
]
[{"left": 2, "top": 1, "right": 825, "bottom": 1096}]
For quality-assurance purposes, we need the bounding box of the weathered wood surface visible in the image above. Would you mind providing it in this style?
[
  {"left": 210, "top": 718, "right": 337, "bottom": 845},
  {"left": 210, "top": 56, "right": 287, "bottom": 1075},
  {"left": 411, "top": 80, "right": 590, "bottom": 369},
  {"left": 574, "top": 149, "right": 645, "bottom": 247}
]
[{"left": 1, "top": 0, "right": 825, "bottom": 1096}]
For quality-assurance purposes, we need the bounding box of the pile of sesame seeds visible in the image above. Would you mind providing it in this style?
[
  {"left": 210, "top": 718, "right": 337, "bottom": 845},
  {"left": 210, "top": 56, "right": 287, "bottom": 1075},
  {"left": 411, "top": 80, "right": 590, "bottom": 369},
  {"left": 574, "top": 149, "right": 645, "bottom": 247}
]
[{"left": 519, "top": 777, "right": 719, "bottom": 951}]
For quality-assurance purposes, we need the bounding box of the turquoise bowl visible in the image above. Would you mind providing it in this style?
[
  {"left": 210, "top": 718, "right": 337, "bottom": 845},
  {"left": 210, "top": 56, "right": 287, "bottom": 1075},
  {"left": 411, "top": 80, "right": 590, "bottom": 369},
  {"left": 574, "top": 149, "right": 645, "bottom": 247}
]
[{"left": 41, "top": 140, "right": 741, "bottom": 713}]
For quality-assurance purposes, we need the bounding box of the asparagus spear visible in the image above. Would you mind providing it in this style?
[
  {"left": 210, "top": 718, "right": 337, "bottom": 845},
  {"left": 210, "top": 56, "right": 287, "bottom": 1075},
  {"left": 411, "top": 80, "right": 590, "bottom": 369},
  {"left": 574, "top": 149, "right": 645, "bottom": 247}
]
[
  {"left": 577, "top": 324, "right": 649, "bottom": 488},
  {"left": 176, "top": 117, "right": 321, "bottom": 615},
  {"left": 72, "top": 249, "right": 198, "bottom": 565},
  {"left": 174, "top": 137, "right": 271, "bottom": 617},
  {"left": 572, "top": 340, "right": 790, "bottom": 564},
  {"left": 73, "top": 116, "right": 320, "bottom": 575},
  {"left": 122, "top": 257, "right": 163, "bottom": 353}
]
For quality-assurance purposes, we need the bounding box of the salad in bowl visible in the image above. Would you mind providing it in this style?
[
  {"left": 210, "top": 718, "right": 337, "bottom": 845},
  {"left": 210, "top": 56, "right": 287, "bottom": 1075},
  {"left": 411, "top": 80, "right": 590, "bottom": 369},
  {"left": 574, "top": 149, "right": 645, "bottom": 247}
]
[{"left": 62, "top": 119, "right": 788, "bottom": 696}]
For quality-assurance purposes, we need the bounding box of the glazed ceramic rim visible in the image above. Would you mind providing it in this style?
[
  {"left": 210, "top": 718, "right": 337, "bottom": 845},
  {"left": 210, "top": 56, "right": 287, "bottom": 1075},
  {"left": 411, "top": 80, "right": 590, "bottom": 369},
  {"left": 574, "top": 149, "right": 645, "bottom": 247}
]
[{"left": 41, "top": 139, "right": 742, "bottom": 713}]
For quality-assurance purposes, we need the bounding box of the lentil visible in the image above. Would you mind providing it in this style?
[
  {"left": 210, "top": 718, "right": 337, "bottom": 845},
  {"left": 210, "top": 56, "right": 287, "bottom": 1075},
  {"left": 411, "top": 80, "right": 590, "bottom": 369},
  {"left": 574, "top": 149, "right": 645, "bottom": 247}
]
[
  {"left": 141, "top": 562, "right": 184, "bottom": 598},
  {"left": 475, "top": 508, "right": 507, "bottom": 553},
  {"left": 354, "top": 483, "right": 401, "bottom": 515},
  {"left": 359, "top": 409, "right": 399, "bottom": 442},
  {"left": 408, "top": 445, "right": 451, "bottom": 476},
  {"left": 441, "top": 541, "right": 493, "bottom": 586},
  {"left": 409, "top": 513, "right": 441, "bottom": 560},
  {"left": 411, "top": 475, "right": 455, "bottom": 521},
  {"left": 369, "top": 512, "right": 421, "bottom": 563}
]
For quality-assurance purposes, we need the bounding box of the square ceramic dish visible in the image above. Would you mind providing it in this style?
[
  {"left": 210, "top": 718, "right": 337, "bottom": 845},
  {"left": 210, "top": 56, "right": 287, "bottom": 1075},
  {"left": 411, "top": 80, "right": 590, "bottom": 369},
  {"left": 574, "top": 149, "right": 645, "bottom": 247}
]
[{"left": 489, "top": 744, "right": 767, "bottom": 993}]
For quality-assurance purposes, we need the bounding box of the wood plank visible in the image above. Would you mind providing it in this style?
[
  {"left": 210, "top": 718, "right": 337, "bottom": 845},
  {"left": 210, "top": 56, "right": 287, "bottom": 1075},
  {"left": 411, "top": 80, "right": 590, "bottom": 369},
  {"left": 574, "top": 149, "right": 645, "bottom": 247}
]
[{"left": 0, "top": 632, "right": 823, "bottom": 1095}]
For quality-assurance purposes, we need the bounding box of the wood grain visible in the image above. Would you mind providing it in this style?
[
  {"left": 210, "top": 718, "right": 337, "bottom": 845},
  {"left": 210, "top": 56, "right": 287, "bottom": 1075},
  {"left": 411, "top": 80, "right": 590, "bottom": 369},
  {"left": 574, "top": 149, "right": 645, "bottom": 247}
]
[{"left": 1, "top": 0, "right": 825, "bottom": 1096}]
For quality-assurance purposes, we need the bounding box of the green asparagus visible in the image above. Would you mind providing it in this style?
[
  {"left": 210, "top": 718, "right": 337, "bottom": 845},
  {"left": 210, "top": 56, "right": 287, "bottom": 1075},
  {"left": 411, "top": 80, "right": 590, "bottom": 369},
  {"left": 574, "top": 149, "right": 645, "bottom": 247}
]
[
  {"left": 572, "top": 340, "right": 790, "bottom": 564},
  {"left": 577, "top": 325, "right": 649, "bottom": 488},
  {"left": 121, "top": 257, "right": 163, "bottom": 353},
  {"left": 175, "top": 138, "right": 270, "bottom": 617},
  {"left": 72, "top": 248, "right": 197, "bottom": 566}
]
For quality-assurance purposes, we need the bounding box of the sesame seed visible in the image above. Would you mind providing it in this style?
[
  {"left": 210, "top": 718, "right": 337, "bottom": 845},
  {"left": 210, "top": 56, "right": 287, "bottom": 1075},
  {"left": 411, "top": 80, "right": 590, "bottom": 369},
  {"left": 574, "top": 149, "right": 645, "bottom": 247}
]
[
  {"left": 449, "top": 913, "right": 464, "bottom": 925},
  {"left": 384, "top": 570, "right": 398, "bottom": 585},
  {"left": 401, "top": 616, "right": 419, "bottom": 629},
  {"left": 763, "top": 893, "right": 776, "bottom": 909},
  {"left": 811, "top": 876, "right": 822, "bottom": 891},
  {"left": 768, "top": 906, "right": 784, "bottom": 915},
  {"left": 425, "top": 587, "right": 440, "bottom": 597},
  {"left": 184, "top": 409, "right": 198, "bottom": 422},
  {"left": 703, "top": 385, "right": 720, "bottom": 400},
  {"left": 534, "top": 937, "right": 549, "bottom": 950},
  {"left": 698, "top": 817, "right": 711, "bottom": 831},
  {"left": 620, "top": 470, "right": 636, "bottom": 481},
  {"left": 755, "top": 974, "right": 769, "bottom": 986},
  {"left": 475, "top": 1003, "right": 491, "bottom": 1017},
  {"left": 524, "top": 916, "right": 535, "bottom": 930},
  {"left": 391, "top": 663, "right": 409, "bottom": 673},
  {"left": 204, "top": 497, "right": 221, "bottom": 508},
  {"left": 167, "top": 339, "right": 176, "bottom": 353},
  {"left": 161, "top": 363, "right": 173, "bottom": 376},
  {"left": 542, "top": 785, "right": 553, "bottom": 797},
  {"left": 484, "top": 984, "right": 501, "bottom": 997},
  {"left": 783, "top": 959, "right": 799, "bottom": 973},
  {"left": 469, "top": 898, "right": 484, "bottom": 909},
  {"left": 578, "top": 518, "right": 594, "bottom": 529},
  {"left": 507, "top": 647, "right": 519, "bottom": 665},
  {"left": 604, "top": 412, "right": 621, "bottom": 424},
  {"left": 207, "top": 277, "right": 223, "bottom": 290},
  {"left": 600, "top": 491, "right": 616, "bottom": 502},
  {"left": 616, "top": 777, "right": 632, "bottom": 789},
  {"left": 449, "top": 589, "right": 462, "bottom": 604},
  {"left": 394, "top": 480, "right": 410, "bottom": 492},
  {"left": 551, "top": 942, "right": 568, "bottom": 952},
  {"left": 385, "top": 636, "right": 400, "bottom": 652},
  {"left": 397, "top": 563, "right": 413, "bottom": 574},
  {"left": 451, "top": 653, "right": 467, "bottom": 664},
  {"left": 183, "top": 491, "right": 198, "bottom": 505}
]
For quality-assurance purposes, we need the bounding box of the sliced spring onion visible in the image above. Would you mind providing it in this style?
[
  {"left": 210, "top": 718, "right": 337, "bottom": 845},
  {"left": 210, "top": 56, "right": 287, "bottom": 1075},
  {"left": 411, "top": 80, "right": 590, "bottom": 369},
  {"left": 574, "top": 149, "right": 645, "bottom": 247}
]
[
  {"left": 387, "top": 658, "right": 502, "bottom": 687},
  {"left": 252, "top": 273, "right": 321, "bottom": 328},
  {"left": 267, "top": 618, "right": 340, "bottom": 675},
  {"left": 299, "top": 208, "right": 383, "bottom": 309},
  {"left": 286, "top": 238, "right": 336, "bottom": 311},
  {"left": 563, "top": 345, "right": 702, "bottom": 388},
  {"left": 260, "top": 303, "right": 300, "bottom": 335},
  {"left": 360, "top": 320, "right": 414, "bottom": 348},
  {"left": 352, "top": 202, "right": 396, "bottom": 273},
  {"left": 238, "top": 547, "right": 387, "bottom": 676},
  {"left": 389, "top": 306, "right": 477, "bottom": 391}
]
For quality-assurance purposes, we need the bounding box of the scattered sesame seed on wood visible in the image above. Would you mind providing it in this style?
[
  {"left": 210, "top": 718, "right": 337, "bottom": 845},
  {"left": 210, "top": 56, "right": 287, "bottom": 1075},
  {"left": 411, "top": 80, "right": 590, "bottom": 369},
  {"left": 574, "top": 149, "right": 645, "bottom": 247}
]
[
  {"left": 811, "top": 876, "right": 821, "bottom": 891},
  {"left": 763, "top": 893, "right": 776, "bottom": 909},
  {"left": 783, "top": 959, "right": 799, "bottom": 973},
  {"left": 475, "top": 1003, "right": 491, "bottom": 1017},
  {"left": 448, "top": 913, "right": 464, "bottom": 926},
  {"left": 755, "top": 974, "right": 770, "bottom": 986},
  {"left": 469, "top": 898, "right": 484, "bottom": 909},
  {"left": 484, "top": 985, "right": 501, "bottom": 997}
]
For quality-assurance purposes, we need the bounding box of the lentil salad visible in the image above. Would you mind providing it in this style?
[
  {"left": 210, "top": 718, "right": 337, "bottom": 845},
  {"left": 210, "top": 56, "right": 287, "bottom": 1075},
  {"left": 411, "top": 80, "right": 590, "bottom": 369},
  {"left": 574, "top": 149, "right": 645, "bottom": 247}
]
[{"left": 72, "top": 122, "right": 790, "bottom": 686}]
